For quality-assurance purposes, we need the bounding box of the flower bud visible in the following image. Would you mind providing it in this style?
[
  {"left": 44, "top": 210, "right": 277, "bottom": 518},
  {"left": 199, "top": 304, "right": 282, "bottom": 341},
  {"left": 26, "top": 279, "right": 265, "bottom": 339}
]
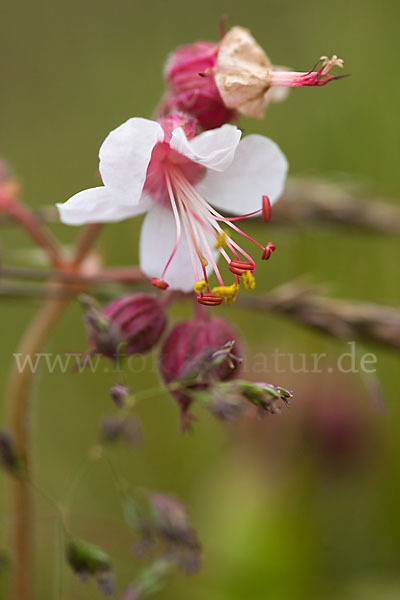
[
  {"left": 66, "top": 538, "right": 115, "bottom": 596},
  {"left": 99, "top": 415, "right": 141, "bottom": 445},
  {"left": 120, "top": 559, "right": 173, "bottom": 600},
  {"left": 96, "top": 294, "right": 167, "bottom": 357},
  {"left": 109, "top": 383, "right": 133, "bottom": 408},
  {"left": 239, "top": 381, "right": 292, "bottom": 415},
  {"left": 159, "top": 316, "right": 243, "bottom": 428},
  {"left": 163, "top": 42, "right": 236, "bottom": 129},
  {"left": 0, "top": 430, "right": 23, "bottom": 476}
]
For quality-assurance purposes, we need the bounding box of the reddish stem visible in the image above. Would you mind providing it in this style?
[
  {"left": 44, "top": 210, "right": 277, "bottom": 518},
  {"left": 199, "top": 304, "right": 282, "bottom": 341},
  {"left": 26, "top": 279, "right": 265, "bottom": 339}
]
[{"left": 0, "top": 189, "right": 64, "bottom": 268}]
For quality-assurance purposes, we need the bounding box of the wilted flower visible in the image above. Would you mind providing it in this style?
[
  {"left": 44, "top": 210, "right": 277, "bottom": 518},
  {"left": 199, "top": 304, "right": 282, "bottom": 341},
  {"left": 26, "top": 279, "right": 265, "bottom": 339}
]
[
  {"left": 159, "top": 316, "right": 242, "bottom": 428},
  {"left": 57, "top": 113, "right": 287, "bottom": 299},
  {"left": 215, "top": 26, "right": 345, "bottom": 119},
  {"left": 162, "top": 26, "right": 344, "bottom": 127},
  {"left": 66, "top": 538, "right": 115, "bottom": 596}
]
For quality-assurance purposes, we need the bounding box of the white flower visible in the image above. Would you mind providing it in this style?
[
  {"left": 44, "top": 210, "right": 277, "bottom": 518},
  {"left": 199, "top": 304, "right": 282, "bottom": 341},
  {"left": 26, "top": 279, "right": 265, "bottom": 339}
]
[{"left": 57, "top": 114, "right": 288, "bottom": 300}]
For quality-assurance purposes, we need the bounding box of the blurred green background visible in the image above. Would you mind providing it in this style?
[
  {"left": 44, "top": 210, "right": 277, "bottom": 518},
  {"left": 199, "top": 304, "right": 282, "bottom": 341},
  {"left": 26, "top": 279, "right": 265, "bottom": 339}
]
[{"left": 1, "top": 0, "right": 400, "bottom": 598}]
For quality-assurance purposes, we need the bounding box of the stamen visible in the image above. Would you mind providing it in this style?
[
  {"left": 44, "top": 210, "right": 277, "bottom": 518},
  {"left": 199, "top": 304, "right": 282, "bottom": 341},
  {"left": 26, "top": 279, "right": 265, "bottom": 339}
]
[
  {"left": 167, "top": 168, "right": 274, "bottom": 301},
  {"left": 194, "top": 280, "right": 207, "bottom": 293},
  {"left": 151, "top": 278, "right": 169, "bottom": 290},
  {"left": 320, "top": 55, "right": 344, "bottom": 74},
  {"left": 212, "top": 283, "right": 239, "bottom": 305},
  {"left": 261, "top": 242, "right": 276, "bottom": 260},
  {"left": 215, "top": 231, "right": 228, "bottom": 249},
  {"left": 242, "top": 271, "right": 255, "bottom": 290},
  {"left": 262, "top": 195, "right": 272, "bottom": 222},
  {"left": 197, "top": 294, "right": 223, "bottom": 306},
  {"left": 270, "top": 55, "right": 345, "bottom": 88},
  {"left": 161, "top": 172, "right": 183, "bottom": 281},
  {"left": 229, "top": 260, "right": 255, "bottom": 276},
  {"left": 176, "top": 193, "right": 208, "bottom": 267},
  {"left": 176, "top": 174, "right": 258, "bottom": 266},
  {"left": 196, "top": 220, "right": 225, "bottom": 286}
]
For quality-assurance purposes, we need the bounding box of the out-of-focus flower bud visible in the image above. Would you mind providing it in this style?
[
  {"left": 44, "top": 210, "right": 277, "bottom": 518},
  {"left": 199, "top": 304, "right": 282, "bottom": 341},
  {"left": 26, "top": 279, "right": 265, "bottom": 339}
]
[
  {"left": 66, "top": 538, "right": 115, "bottom": 596},
  {"left": 131, "top": 491, "right": 202, "bottom": 574},
  {"left": 99, "top": 415, "right": 142, "bottom": 445},
  {"left": 203, "top": 383, "right": 248, "bottom": 421},
  {"left": 0, "top": 430, "right": 23, "bottom": 476},
  {"left": 159, "top": 316, "right": 243, "bottom": 428},
  {"left": 103, "top": 294, "right": 167, "bottom": 355},
  {"left": 81, "top": 295, "right": 122, "bottom": 359},
  {"left": 149, "top": 493, "right": 201, "bottom": 573},
  {"left": 120, "top": 559, "right": 173, "bottom": 600},
  {"left": 163, "top": 42, "right": 236, "bottom": 129},
  {"left": 109, "top": 383, "right": 134, "bottom": 409},
  {"left": 82, "top": 294, "right": 167, "bottom": 360}
]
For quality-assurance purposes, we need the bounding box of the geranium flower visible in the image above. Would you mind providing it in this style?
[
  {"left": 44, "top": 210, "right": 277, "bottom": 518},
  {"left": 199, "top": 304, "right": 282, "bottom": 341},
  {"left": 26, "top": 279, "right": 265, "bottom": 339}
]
[{"left": 57, "top": 114, "right": 287, "bottom": 302}]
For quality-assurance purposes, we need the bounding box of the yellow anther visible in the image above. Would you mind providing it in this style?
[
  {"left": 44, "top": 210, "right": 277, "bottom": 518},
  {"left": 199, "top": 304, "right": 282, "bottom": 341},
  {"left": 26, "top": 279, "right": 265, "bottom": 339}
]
[
  {"left": 215, "top": 231, "right": 228, "bottom": 249},
  {"left": 212, "top": 283, "right": 240, "bottom": 305},
  {"left": 243, "top": 270, "right": 255, "bottom": 290},
  {"left": 194, "top": 280, "right": 207, "bottom": 294},
  {"left": 200, "top": 256, "right": 209, "bottom": 267}
]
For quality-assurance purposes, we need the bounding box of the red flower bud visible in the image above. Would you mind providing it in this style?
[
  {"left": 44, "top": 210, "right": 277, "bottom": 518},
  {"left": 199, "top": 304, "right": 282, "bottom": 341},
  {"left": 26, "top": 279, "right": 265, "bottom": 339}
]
[
  {"left": 102, "top": 294, "right": 167, "bottom": 356},
  {"left": 159, "top": 316, "right": 242, "bottom": 429},
  {"left": 163, "top": 42, "right": 236, "bottom": 130}
]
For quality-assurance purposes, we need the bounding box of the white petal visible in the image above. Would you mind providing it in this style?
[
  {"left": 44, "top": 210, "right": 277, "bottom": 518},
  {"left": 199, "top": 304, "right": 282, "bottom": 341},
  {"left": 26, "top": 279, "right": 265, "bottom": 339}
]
[
  {"left": 170, "top": 124, "right": 241, "bottom": 171},
  {"left": 196, "top": 134, "right": 288, "bottom": 215},
  {"left": 57, "top": 187, "right": 150, "bottom": 225},
  {"left": 140, "top": 204, "right": 217, "bottom": 292},
  {"left": 99, "top": 118, "right": 164, "bottom": 205}
]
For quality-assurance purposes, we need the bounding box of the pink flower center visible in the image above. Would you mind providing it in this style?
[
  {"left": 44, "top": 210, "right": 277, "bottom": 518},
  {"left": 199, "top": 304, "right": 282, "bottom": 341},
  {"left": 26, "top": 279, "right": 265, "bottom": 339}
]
[
  {"left": 144, "top": 142, "right": 205, "bottom": 207},
  {"left": 143, "top": 114, "right": 205, "bottom": 207}
]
